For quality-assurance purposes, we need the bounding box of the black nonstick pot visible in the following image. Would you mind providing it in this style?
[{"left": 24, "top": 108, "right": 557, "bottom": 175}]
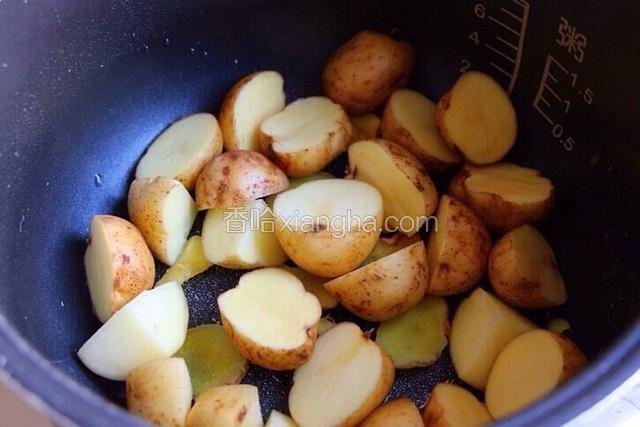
[{"left": 1, "top": 0, "right": 639, "bottom": 425}]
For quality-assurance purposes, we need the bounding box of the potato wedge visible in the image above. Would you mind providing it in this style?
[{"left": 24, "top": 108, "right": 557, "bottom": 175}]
[
  {"left": 218, "top": 268, "right": 322, "bottom": 370},
  {"left": 350, "top": 113, "right": 380, "bottom": 143},
  {"left": 376, "top": 297, "right": 448, "bottom": 368},
  {"left": 84, "top": 214, "right": 155, "bottom": 323},
  {"left": 322, "top": 30, "right": 415, "bottom": 114},
  {"left": 265, "top": 171, "right": 334, "bottom": 209},
  {"left": 135, "top": 113, "right": 223, "bottom": 191},
  {"left": 426, "top": 195, "right": 491, "bottom": 295},
  {"left": 202, "top": 199, "right": 288, "bottom": 269},
  {"left": 157, "top": 235, "right": 212, "bottom": 286},
  {"left": 266, "top": 411, "right": 297, "bottom": 427},
  {"left": 324, "top": 241, "right": 429, "bottom": 321},
  {"left": 195, "top": 150, "right": 288, "bottom": 210},
  {"left": 489, "top": 225, "right": 566, "bottom": 308},
  {"left": 449, "top": 288, "right": 535, "bottom": 390},
  {"left": 126, "top": 357, "right": 192, "bottom": 427},
  {"left": 317, "top": 317, "right": 336, "bottom": 335},
  {"left": 547, "top": 318, "right": 571, "bottom": 335},
  {"left": 435, "top": 71, "right": 516, "bottom": 164},
  {"left": 448, "top": 163, "right": 554, "bottom": 231},
  {"left": 361, "top": 398, "right": 423, "bottom": 427},
  {"left": 273, "top": 179, "right": 383, "bottom": 277},
  {"left": 423, "top": 383, "right": 492, "bottom": 427},
  {"left": 281, "top": 266, "right": 338, "bottom": 309},
  {"left": 174, "top": 324, "right": 248, "bottom": 397},
  {"left": 381, "top": 89, "right": 460, "bottom": 172},
  {"left": 219, "top": 70, "right": 286, "bottom": 152},
  {"left": 259, "top": 96, "right": 351, "bottom": 177},
  {"left": 128, "top": 177, "right": 197, "bottom": 265},
  {"left": 362, "top": 232, "right": 421, "bottom": 265},
  {"left": 289, "top": 322, "right": 394, "bottom": 427},
  {"left": 348, "top": 139, "right": 438, "bottom": 235},
  {"left": 485, "top": 330, "right": 587, "bottom": 419},
  {"left": 186, "top": 384, "right": 262, "bottom": 427}
]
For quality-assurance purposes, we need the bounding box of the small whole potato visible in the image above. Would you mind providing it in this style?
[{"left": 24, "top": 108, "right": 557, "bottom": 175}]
[{"left": 322, "top": 30, "right": 415, "bottom": 114}]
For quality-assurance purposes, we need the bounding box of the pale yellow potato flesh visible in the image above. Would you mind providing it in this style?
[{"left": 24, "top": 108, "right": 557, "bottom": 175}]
[
  {"left": 126, "top": 357, "right": 192, "bottom": 427},
  {"left": 186, "top": 384, "right": 263, "bottom": 427},
  {"left": 280, "top": 266, "right": 338, "bottom": 309},
  {"left": 317, "top": 317, "right": 336, "bottom": 335},
  {"left": 289, "top": 322, "right": 394, "bottom": 427},
  {"left": 547, "top": 318, "right": 571, "bottom": 334},
  {"left": 135, "top": 113, "right": 223, "bottom": 191},
  {"left": 220, "top": 70, "right": 286, "bottom": 152},
  {"left": 84, "top": 215, "right": 155, "bottom": 323},
  {"left": 350, "top": 113, "right": 380, "bottom": 143},
  {"left": 218, "top": 268, "right": 321, "bottom": 370},
  {"left": 265, "top": 171, "right": 334, "bottom": 209},
  {"left": 435, "top": 71, "right": 516, "bottom": 164},
  {"left": 464, "top": 163, "right": 552, "bottom": 204},
  {"left": 423, "top": 383, "right": 492, "bottom": 427},
  {"left": 362, "top": 233, "right": 421, "bottom": 265},
  {"left": 485, "top": 329, "right": 587, "bottom": 419},
  {"left": 157, "top": 235, "right": 212, "bottom": 286},
  {"left": 360, "top": 398, "right": 423, "bottom": 427},
  {"left": 266, "top": 410, "right": 298, "bottom": 427},
  {"left": 449, "top": 288, "right": 535, "bottom": 390}
]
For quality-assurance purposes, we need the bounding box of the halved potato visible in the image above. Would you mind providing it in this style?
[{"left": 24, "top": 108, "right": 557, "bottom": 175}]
[
  {"left": 489, "top": 225, "right": 566, "bottom": 309},
  {"left": 426, "top": 195, "right": 491, "bottom": 295},
  {"left": 348, "top": 139, "right": 438, "bottom": 235},
  {"left": 435, "top": 72, "right": 516, "bottom": 164},
  {"left": 381, "top": 89, "right": 460, "bottom": 172},
  {"left": 126, "top": 357, "right": 192, "bottom": 427},
  {"left": 195, "top": 150, "right": 288, "bottom": 209},
  {"left": 266, "top": 411, "right": 297, "bottom": 427},
  {"left": 362, "top": 232, "right": 421, "bottom": 265},
  {"left": 289, "top": 322, "right": 394, "bottom": 427},
  {"left": 135, "top": 113, "right": 223, "bottom": 191},
  {"left": 485, "top": 329, "right": 587, "bottom": 419},
  {"left": 265, "top": 171, "right": 334, "bottom": 209},
  {"left": 84, "top": 214, "right": 155, "bottom": 323},
  {"left": 128, "top": 177, "right": 197, "bottom": 265},
  {"left": 202, "top": 199, "right": 288, "bottom": 269},
  {"left": 157, "top": 235, "right": 212, "bottom": 286},
  {"left": 423, "top": 383, "right": 492, "bottom": 427},
  {"left": 448, "top": 163, "right": 554, "bottom": 232},
  {"left": 186, "top": 384, "right": 262, "bottom": 427},
  {"left": 281, "top": 266, "right": 338, "bottom": 309},
  {"left": 273, "top": 179, "right": 383, "bottom": 277},
  {"left": 78, "top": 282, "right": 188, "bottom": 380},
  {"left": 324, "top": 241, "right": 429, "bottom": 321},
  {"left": 219, "top": 70, "right": 286, "bottom": 152},
  {"left": 322, "top": 30, "right": 415, "bottom": 114},
  {"left": 259, "top": 96, "right": 351, "bottom": 177},
  {"left": 376, "top": 296, "right": 449, "bottom": 368},
  {"left": 350, "top": 113, "right": 380, "bottom": 143},
  {"left": 360, "top": 398, "right": 423, "bottom": 427},
  {"left": 218, "top": 268, "right": 322, "bottom": 370},
  {"left": 449, "top": 288, "right": 535, "bottom": 390}
]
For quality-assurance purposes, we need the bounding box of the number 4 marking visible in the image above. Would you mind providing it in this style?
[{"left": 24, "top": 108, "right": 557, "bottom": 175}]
[{"left": 469, "top": 31, "right": 480, "bottom": 46}]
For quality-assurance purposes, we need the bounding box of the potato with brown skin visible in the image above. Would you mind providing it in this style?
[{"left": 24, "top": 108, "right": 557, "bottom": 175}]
[
  {"left": 195, "top": 150, "right": 289, "bottom": 209},
  {"left": 423, "top": 383, "right": 492, "bottom": 427},
  {"left": 448, "top": 163, "right": 555, "bottom": 232},
  {"left": 186, "top": 384, "right": 263, "bottom": 427},
  {"left": 350, "top": 113, "right": 380, "bottom": 143},
  {"left": 426, "top": 195, "right": 491, "bottom": 295},
  {"left": 322, "top": 30, "right": 415, "bottom": 114},
  {"left": 362, "top": 232, "right": 421, "bottom": 265},
  {"left": 360, "top": 398, "right": 424, "bottom": 427},
  {"left": 324, "top": 241, "right": 429, "bottom": 321},
  {"left": 489, "top": 225, "right": 566, "bottom": 308},
  {"left": 84, "top": 214, "right": 155, "bottom": 323}
]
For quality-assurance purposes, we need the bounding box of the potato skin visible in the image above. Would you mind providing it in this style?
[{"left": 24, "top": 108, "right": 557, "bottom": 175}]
[
  {"left": 360, "top": 398, "right": 424, "bottom": 427},
  {"left": 553, "top": 332, "right": 588, "bottom": 381},
  {"left": 186, "top": 385, "right": 261, "bottom": 427},
  {"left": 423, "top": 383, "right": 491, "bottom": 427},
  {"left": 350, "top": 113, "right": 381, "bottom": 143},
  {"left": 324, "top": 241, "right": 429, "bottom": 321},
  {"left": 195, "top": 150, "right": 288, "bottom": 209},
  {"left": 322, "top": 30, "right": 415, "bottom": 114}
]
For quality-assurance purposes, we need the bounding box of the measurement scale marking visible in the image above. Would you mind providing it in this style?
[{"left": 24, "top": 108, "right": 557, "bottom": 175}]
[
  {"left": 488, "top": 15, "right": 520, "bottom": 36},
  {"left": 543, "top": 83, "right": 562, "bottom": 102},
  {"left": 496, "top": 36, "right": 518, "bottom": 50},
  {"left": 490, "top": 61, "right": 513, "bottom": 78},
  {"left": 500, "top": 7, "right": 523, "bottom": 22},
  {"left": 485, "top": 43, "right": 516, "bottom": 63}
]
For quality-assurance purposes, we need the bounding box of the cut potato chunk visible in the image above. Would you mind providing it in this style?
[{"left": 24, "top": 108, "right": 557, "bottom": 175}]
[
  {"left": 361, "top": 398, "right": 423, "bottom": 427},
  {"left": 348, "top": 139, "right": 438, "bottom": 235},
  {"left": 260, "top": 96, "right": 351, "bottom": 177},
  {"left": 157, "top": 235, "right": 212, "bottom": 286},
  {"left": 449, "top": 288, "right": 535, "bottom": 390},
  {"left": 135, "top": 113, "right": 223, "bottom": 191},
  {"left": 317, "top": 317, "right": 336, "bottom": 335},
  {"left": 435, "top": 71, "right": 516, "bottom": 164},
  {"left": 489, "top": 225, "right": 566, "bottom": 308},
  {"left": 281, "top": 266, "right": 338, "bottom": 309},
  {"left": 78, "top": 282, "right": 188, "bottom": 380},
  {"left": 186, "top": 384, "right": 263, "bottom": 427},
  {"left": 423, "top": 383, "right": 492, "bottom": 427},
  {"left": 449, "top": 163, "right": 554, "bottom": 231},
  {"left": 128, "top": 177, "right": 197, "bottom": 265},
  {"left": 426, "top": 195, "right": 491, "bottom": 295},
  {"left": 218, "top": 268, "right": 322, "bottom": 370},
  {"left": 324, "top": 241, "right": 429, "bottom": 321},
  {"left": 485, "top": 329, "right": 587, "bottom": 419},
  {"left": 350, "top": 113, "right": 380, "bottom": 143},
  {"left": 266, "top": 171, "right": 334, "bottom": 209},
  {"left": 547, "top": 318, "right": 571, "bottom": 335},
  {"left": 289, "top": 322, "right": 394, "bottom": 427},
  {"left": 382, "top": 89, "right": 460, "bottom": 172},
  {"left": 274, "top": 179, "right": 383, "bottom": 277},
  {"left": 126, "top": 357, "right": 192, "bottom": 427},
  {"left": 202, "top": 199, "right": 288, "bottom": 269},
  {"left": 174, "top": 324, "right": 248, "bottom": 397},
  {"left": 376, "top": 297, "right": 449, "bottom": 368},
  {"left": 266, "top": 411, "right": 297, "bottom": 427},
  {"left": 220, "top": 70, "right": 286, "bottom": 152},
  {"left": 195, "top": 150, "right": 288, "bottom": 210},
  {"left": 362, "top": 233, "right": 421, "bottom": 265},
  {"left": 84, "top": 214, "right": 155, "bottom": 323}
]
